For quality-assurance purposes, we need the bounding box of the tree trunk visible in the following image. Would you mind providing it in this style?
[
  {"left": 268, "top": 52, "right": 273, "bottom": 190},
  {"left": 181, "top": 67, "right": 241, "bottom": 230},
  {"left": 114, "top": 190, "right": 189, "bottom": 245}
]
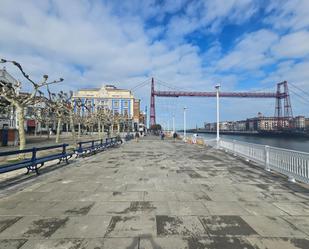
[
  {"left": 47, "top": 121, "right": 50, "bottom": 140},
  {"left": 39, "top": 122, "right": 42, "bottom": 137},
  {"left": 101, "top": 124, "right": 104, "bottom": 138},
  {"left": 34, "top": 120, "right": 37, "bottom": 137},
  {"left": 78, "top": 123, "right": 81, "bottom": 138},
  {"left": 56, "top": 118, "right": 61, "bottom": 143},
  {"left": 17, "top": 106, "right": 26, "bottom": 150},
  {"left": 70, "top": 113, "right": 76, "bottom": 144},
  {"left": 111, "top": 123, "right": 114, "bottom": 137},
  {"left": 98, "top": 120, "right": 101, "bottom": 138},
  {"left": 117, "top": 123, "right": 120, "bottom": 134}
]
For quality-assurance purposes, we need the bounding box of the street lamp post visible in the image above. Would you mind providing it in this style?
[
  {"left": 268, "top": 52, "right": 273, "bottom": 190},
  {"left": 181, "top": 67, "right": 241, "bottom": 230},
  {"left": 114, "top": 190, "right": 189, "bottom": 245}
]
[
  {"left": 215, "top": 84, "right": 221, "bottom": 145},
  {"left": 183, "top": 107, "right": 187, "bottom": 140}
]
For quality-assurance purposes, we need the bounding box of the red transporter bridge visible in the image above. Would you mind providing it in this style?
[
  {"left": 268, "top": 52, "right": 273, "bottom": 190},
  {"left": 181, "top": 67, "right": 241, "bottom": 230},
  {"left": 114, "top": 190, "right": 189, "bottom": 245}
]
[{"left": 149, "top": 78, "right": 293, "bottom": 128}]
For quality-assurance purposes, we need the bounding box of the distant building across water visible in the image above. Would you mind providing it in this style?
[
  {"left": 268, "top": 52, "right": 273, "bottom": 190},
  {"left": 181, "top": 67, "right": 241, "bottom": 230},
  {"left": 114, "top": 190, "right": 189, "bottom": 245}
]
[{"left": 204, "top": 112, "right": 307, "bottom": 133}]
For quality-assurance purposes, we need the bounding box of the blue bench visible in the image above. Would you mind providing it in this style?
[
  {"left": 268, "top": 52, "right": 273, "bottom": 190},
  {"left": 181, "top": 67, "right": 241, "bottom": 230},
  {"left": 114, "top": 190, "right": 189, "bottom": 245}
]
[
  {"left": 76, "top": 137, "right": 122, "bottom": 156},
  {"left": 0, "top": 144, "right": 73, "bottom": 175},
  {"left": 76, "top": 139, "right": 106, "bottom": 155}
]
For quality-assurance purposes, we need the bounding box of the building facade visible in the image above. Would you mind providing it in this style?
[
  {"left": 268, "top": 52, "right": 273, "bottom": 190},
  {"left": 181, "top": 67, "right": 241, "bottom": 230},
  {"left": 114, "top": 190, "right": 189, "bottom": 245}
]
[
  {"left": 294, "top": 116, "right": 305, "bottom": 130},
  {"left": 0, "top": 68, "right": 18, "bottom": 129},
  {"left": 204, "top": 114, "right": 303, "bottom": 132},
  {"left": 72, "top": 85, "right": 135, "bottom": 118}
]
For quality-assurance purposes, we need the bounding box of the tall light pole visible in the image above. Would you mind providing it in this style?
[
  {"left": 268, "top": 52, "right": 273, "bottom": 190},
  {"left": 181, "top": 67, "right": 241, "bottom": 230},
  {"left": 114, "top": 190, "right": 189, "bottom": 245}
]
[
  {"left": 183, "top": 107, "right": 187, "bottom": 140},
  {"left": 215, "top": 84, "right": 221, "bottom": 145}
]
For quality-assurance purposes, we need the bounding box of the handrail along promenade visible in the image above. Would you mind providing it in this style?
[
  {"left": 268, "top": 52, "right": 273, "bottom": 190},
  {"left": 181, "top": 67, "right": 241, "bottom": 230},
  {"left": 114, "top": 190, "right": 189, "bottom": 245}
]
[{"left": 209, "top": 138, "right": 309, "bottom": 184}]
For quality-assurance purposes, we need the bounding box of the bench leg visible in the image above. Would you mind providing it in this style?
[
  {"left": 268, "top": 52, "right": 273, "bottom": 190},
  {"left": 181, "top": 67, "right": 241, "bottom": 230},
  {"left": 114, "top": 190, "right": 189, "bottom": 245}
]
[
  {"left": 35, "top": 166, "right": 40, "bottom": 175},
  {"left": 25, "top": 167, "right": 30, "bottom": 175}
]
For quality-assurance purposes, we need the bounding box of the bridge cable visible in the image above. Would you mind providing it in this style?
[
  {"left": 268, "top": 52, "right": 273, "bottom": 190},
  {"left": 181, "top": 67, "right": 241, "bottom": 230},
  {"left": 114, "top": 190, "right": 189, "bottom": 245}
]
[
  {"left": 130, "top": 78, "right": 151, "bottom": 91},
  {"left": 289, "top": 82, "right": 309, "bottom": 98},
  {"left": 289, "top": 88, "right": 309, "bottom": 105},
  {"left": 156, "top": 78, "right": 187, "bottom": 91}
]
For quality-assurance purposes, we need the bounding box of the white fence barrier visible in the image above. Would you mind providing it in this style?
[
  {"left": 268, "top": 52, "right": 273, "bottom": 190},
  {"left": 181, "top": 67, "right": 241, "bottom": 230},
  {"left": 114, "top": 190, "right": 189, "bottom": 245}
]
[{"left": 209, "top": 138, "right": 309, "bottom": 184}]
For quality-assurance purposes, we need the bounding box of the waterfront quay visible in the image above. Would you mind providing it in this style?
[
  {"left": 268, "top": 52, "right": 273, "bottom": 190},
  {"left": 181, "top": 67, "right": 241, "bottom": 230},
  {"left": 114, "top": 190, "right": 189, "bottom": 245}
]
[{"left": 0, "top": 136, "right": 309, "bottom": 249}]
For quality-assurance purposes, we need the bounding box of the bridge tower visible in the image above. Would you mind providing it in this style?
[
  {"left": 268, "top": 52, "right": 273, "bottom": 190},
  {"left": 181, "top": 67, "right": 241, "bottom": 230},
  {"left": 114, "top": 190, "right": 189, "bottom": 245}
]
[
  {"left": 275, "top": 81, "right": 293, "bottom": 128},
  {"left": 150, "top": 77, "right": 156, "bottom": 127}
]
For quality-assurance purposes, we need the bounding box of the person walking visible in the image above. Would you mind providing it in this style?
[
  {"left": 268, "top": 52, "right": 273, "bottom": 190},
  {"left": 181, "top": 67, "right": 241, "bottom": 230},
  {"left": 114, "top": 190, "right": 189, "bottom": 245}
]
[
  {"left": 160, "top": 131, "right": 165, "bottom": 140},
  {"left": 173, "top": 132, "right": 177, "bottom": 142},
  {"left": 135, "top": 131, "right": 140, "bottom": 142}
]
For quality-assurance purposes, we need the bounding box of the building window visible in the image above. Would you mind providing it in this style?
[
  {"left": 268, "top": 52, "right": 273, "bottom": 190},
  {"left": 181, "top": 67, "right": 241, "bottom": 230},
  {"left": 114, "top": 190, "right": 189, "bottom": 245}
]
[
  {"left": 114, "top": 101, "right": 119, "bottom": 108},
  {"left": 123, "top": 101, "right": 128, "bottom": 107}
]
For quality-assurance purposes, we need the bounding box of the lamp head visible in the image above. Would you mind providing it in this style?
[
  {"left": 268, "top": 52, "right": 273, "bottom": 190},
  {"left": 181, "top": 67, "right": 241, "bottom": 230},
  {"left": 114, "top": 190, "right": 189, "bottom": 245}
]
[{"left": 215, "top": 84, "right": 221, "bottom": 89}]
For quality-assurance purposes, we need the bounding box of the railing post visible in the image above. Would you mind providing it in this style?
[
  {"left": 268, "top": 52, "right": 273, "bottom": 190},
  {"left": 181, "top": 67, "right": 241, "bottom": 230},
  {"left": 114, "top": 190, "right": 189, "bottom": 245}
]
[
  {"left": 265, "top": 145, "right": 270, "bottom": 172},
  {"left": 31, "top": 147, "right": 37, "bottom": 162},
  {"left": 91, "top": 140, "right": 95, "bottom": 150},
  {"left": 62, "top": 144, "right": 66, "bottom": 154},
  {"left": 232, "top": 139, "right": 237, "bottom": 156}
]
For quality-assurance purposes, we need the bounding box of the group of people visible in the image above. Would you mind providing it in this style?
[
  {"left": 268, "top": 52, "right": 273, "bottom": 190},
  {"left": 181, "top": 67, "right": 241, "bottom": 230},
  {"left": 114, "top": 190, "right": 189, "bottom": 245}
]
[
  {"left": 134, "top": 130, "right": 179, "bottom": 142},
  {"left": 160, "top": 131, "right": 178, "bottom": 142}
]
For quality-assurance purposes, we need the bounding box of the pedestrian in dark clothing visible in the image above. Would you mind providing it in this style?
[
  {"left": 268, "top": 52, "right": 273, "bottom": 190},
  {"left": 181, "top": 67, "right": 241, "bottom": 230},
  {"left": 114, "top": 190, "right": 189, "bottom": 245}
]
[
  {"left": 161, "top": 132, "right": 165, "bottom": 140},
  {"left": 173, "top": 132, "right": 177, "bottom": 142}
]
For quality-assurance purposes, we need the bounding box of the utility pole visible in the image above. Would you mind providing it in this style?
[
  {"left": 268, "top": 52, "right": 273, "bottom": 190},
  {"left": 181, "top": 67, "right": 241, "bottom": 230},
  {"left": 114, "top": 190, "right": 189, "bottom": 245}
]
[
  {"left": 215, "top": 84, "right": 220, "bottom": 145},
  {"left": 145, "top": 105, "right": 148, "bottom": 129},
  {"left": 183, "top": 107, "right": 187, "bottom": 140}
]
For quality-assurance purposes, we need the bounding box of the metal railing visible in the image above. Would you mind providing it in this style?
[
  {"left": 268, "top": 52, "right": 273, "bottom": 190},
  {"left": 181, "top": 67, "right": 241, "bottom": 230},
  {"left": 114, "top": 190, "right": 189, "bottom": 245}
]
[{"left": 211, "top": 138, "right": 309, "bottom": 184}]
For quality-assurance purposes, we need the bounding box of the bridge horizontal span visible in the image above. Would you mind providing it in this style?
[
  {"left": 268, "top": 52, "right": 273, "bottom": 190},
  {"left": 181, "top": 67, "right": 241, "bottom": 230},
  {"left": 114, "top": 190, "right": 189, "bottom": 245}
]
[{"left": 154, "top": 91, "right": 279, "bottom": 98}]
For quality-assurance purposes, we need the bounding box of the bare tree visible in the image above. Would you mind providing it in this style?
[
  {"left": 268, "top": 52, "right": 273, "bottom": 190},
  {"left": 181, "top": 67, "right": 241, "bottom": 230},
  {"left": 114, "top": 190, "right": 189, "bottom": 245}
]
[
  {"left": 31, "top": 98, "right": 56, "bottom": 138},
  {"left": 72, "top": 98, "right": 91, "bottom": 138},
  {"left": 46, "top": 88, "right": 77, "bottom": 144},
  {"left": 0, "top": 59, "right": 63, "bottom": 150}
]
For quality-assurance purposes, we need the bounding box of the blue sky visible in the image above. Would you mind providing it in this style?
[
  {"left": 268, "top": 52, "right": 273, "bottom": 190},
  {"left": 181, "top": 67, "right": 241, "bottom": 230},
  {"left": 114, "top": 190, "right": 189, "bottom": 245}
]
[{"left": 1, "top": 0, "right": 309, "bottom": 128}]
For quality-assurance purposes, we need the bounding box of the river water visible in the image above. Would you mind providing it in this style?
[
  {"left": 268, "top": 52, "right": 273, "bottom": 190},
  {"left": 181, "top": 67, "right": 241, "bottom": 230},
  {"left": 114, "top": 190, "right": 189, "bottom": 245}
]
[{"left": 192, "top": 133, "right": 309, "bottom": 153}]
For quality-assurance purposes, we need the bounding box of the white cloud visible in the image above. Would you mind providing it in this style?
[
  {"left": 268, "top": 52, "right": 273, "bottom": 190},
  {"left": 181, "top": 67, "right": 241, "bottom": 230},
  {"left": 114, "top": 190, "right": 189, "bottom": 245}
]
[
  {"left": 215, "top": 30, "right": 278, "bottom": 71},
  {"left": 0, "top": 0, "right": 308, "bottom": 125},
  {"left": 165, "top": 0, "right": 259, "bottom": 41},
  {"left": 265, "top": 0, "right": 309, "bottom": 31},
  {"left": 272, "top": 31, "right": 309, "bottom": 59}
]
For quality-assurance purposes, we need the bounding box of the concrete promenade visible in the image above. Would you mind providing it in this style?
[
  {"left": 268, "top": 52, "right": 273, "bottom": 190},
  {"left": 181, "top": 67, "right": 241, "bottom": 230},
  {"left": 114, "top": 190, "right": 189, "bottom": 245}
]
[{"left": 0, "top": 136, "right": 309, "bottom": 249}]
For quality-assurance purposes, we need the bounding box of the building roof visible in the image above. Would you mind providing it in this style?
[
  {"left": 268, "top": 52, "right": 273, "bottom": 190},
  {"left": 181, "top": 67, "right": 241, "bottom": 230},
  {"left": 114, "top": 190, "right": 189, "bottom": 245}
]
[
  {"left": 0, "top": 67, "right": 18, "bottom": 84},
  {"left": 78, "top": 88, "right": 101, "bottom": 91},
  {"left": 78, "top": 85, "right": 131, "bottom": 93}
]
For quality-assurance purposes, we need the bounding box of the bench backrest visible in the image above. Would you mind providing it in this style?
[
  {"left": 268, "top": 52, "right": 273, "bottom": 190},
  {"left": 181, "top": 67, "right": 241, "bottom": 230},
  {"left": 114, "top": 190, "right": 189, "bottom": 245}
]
[
  {"left": 77, "top": 137, "right": 121, "bottom": 152},
  {"left": 0, "top": 144, "right": 69, "bottom": 159}
]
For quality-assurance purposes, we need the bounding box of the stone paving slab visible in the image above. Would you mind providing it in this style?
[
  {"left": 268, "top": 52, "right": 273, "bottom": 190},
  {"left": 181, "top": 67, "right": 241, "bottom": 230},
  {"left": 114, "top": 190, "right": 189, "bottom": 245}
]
[{"left": 0, "top": 136, "right": 309, "bottom": 248}]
